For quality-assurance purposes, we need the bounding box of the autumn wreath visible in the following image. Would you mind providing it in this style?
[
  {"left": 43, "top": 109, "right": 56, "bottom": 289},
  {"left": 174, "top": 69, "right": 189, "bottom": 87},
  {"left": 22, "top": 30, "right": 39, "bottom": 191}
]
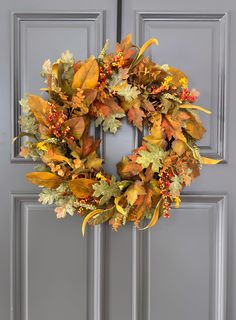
[{"left": 16, "top": 34, "right": 220, "bottom": 234}]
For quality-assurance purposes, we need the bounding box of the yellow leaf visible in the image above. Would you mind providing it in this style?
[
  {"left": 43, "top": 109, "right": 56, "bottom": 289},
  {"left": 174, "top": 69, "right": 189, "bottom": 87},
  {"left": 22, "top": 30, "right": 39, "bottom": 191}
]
[
  {"left": 137, "top": 38, "right": 158, "bottom": 59},
  {"left": 140, "top": 199, "right": 161, "bottom": 230},
  {"left": 68, "top": 178, "right": 94, "bottom": 198},
  {"left": 144, "top": 114, "right": 163, "bottom": 145},
  {"left": 114, "top": 196, "right": 126, "bottom": 215},
  {"left": 180, "top": 104, "right": 211, "bottom": 115},
  {"left": 82, "top": 209, "right": 103, "bottom": 236},
  {"left": 183, "top": 112, "right": 206, "bottom": 140},
  {"left": 172, "top": 139, "right": 188, "bottom": 156},
  {"left": 125, "top": 181, "right": 146, "bottom": 205},
  {"left": 86, "top": 151, "right": 103, "bottom": 170},
  {"left": 26, "top": 172, "right": 63, "bottom": 188},
  {"left": 169, "top": 67, "right": 188, "bottom": 87},
  {"left": 27, "top": 95, "right": 50, "bottom": 126},
  {"left": 201, "top": 157, "right": 222, "bottom": 165},
  {"left": 72, "top": 56, "right": 99, "bottom": 89}
]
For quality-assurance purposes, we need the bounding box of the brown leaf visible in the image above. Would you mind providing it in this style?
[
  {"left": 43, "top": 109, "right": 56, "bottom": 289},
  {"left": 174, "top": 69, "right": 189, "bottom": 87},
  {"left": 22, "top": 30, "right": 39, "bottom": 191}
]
[
  {"left": 68, "top": 178, "right": 94, "bottom": 198},
  {"left": 62, "top": 117, "right": 85, "bottom": 139},
  {"left": 72, "top": 57, "right": 99, "bottom": 89},
  {"left": 26, "top": 172, "right": 63, "bottom": 188},
  {"left": 83, "top": 89, "right": 97, "bottom": 106},
  {"left": 117, "top": 157, "right": 142, "bottom": 179},
  {"left": 95, "top": 97, "right": 124, "bottom": 117}
]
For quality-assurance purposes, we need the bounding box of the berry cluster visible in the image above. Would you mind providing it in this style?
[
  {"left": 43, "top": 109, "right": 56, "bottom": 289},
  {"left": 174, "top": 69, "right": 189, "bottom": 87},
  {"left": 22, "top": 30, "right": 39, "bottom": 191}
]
[
  {"left": 158, "top": 170, "right": 173, "bottom": 218},
  {"left": 47, "top": 104, "right": 68, "bottom": 138}
]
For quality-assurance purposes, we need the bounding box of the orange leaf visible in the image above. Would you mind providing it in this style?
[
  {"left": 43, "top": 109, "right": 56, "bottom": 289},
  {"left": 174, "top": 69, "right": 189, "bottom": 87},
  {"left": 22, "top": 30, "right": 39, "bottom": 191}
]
[
  {"left": 127, "top": 106, "right": 145, "bottom": 131},
  {"left": 26, "top": 172, "right": 63, "bottom": 188},
  {"left": 68, "top": 178, "right": 94, "bottom": 198},
  {"left": 27, "top": 95, "right": 50, "bottom": 126}
]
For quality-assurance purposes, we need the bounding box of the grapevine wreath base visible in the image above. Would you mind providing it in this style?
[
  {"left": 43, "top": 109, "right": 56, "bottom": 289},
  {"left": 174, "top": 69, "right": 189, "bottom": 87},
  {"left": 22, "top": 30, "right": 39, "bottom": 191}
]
[{"left": 16, "top": 34, "right": 220, "bottom": 235}]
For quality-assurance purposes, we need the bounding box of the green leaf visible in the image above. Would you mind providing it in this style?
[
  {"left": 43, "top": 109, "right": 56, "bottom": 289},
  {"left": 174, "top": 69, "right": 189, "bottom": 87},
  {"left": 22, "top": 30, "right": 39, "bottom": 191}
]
[
  {"left": 95, "top": 113, "right": 125, "bottom": 133},
  {"left": 116, "top": 84, "right": 140, "bottom": 102},
  {"left": 92, "top": 176, "right": 121, "bottom": 205},
  {"left": 169, "top": 175, "right": 182, "bottom": 197},
  {"left": 136, "top": 143, "right": 167, "bottom": 173}
]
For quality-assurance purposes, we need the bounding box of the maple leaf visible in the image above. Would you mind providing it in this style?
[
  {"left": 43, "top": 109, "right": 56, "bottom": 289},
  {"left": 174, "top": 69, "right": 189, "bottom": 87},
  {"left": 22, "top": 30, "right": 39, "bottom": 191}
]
[
  {"left": 116, "top": 84, "right": 140, "bottom": 102},
  {"left": 92, "top": 176, "right": 121, "bottom": 205},
  {"left": 162, "top": 113, "right": 188, "bottom": 142},
  {"left": 125, "top": 180, "right": 146, "bottom": 205},
  {"left": 136, "top": 143, "right": 167, "bottom": 173},
  {"left": 127, "top": 106, "right": 145, "bottom": 131},
  {"left": 85, "top": 151, "right": 103, "bottom": 170},
  {"left": 95, "top": 112, "right": 125, "bottom": 133}
]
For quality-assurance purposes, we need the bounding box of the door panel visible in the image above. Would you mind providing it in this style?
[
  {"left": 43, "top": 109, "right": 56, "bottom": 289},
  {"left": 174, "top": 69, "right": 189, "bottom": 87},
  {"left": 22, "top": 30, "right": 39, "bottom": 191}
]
[
  {"left": 0, "top": 1, "right": 117, "bottom": 320},
  {"left": 122, "top": 1, "right": 233, "bottom": 320}
]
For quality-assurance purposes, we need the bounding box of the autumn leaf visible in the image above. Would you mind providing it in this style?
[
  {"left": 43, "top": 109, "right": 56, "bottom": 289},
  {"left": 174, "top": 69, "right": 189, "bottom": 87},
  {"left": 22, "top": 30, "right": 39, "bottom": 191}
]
[
  {"left": 125, "top": 180, "right": 146, "bottom": 205},
  {"left": 82, "top": 209, "right": 103, "bottom": 236},
  {"left": 141, "top": 198, "right": 161, "bottom": 230},
  {"left": 172, "top": 139, "right": 187, "bottom": 156},
  {"left": 41, "top": 146, "right": 73, "bottom": 167},
  {"left": 117, "top": 157, "right": 142, "bottom": 179},
  {"left": 80, "top": 134, "right": 101, "bottom": 157},
  {"left": 95, "top": 97, "right": 124, "bottom": 117},
  {"left": 95, "top": 113, "right": 125, "bottom": 133},
  {"left": 184, "top": 111, "right": 206, "bottom": 140},
  {"left": 86, "top": 151, "right": 103, "bottom": 170},
  {"left": 201, "top": 157, "right": 222, "bottom": 165},
  {"left": 136, "top": 143, "right": 167, "bottom": 173},
  {"left": 127, "top": 106, "right": 145, "bottom": 131},
  {"left": 62, "top": 117, "right": 85, "bottom": 139},
  {"left": 144, "top": 114, "right": 163, "bottom": 145},
  {"left": 137, "top": 38, "right": 158, "bottom": 60},
  {"left": 180, "top": 104, "right": 211, "bottom": 115},
  {"left": 162, "top": 113, "right": 187, "bottom": 142},
  {"left": 72, "top": 56, "right": 99, "bottom": 89},
  {"left": 68, "top": 178, "right": 94, "bottom": 198},
  {"left": 169, "top": 66, "right": 188, "bottom": 87},
  {"left": 27, "top": 95, "right": 50, "bottom": 126},
  {"left": 116, "top": 33, "right": 133, "bottom": 52},
  {"left": 26, "top": 172, "right": 63, "bottom": 188},
  {"left": 83, "top": 89, "right": 97, "bottom": 106},
  {"left": 92, "top": 176, "right": 121, "bottom": 205}
]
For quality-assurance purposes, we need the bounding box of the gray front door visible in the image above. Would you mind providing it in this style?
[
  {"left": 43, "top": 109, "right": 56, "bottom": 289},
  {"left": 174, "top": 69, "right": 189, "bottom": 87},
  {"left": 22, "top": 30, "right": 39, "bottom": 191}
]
[{"left": 0, "top": 0, "right": 235, "bottom": 319}]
